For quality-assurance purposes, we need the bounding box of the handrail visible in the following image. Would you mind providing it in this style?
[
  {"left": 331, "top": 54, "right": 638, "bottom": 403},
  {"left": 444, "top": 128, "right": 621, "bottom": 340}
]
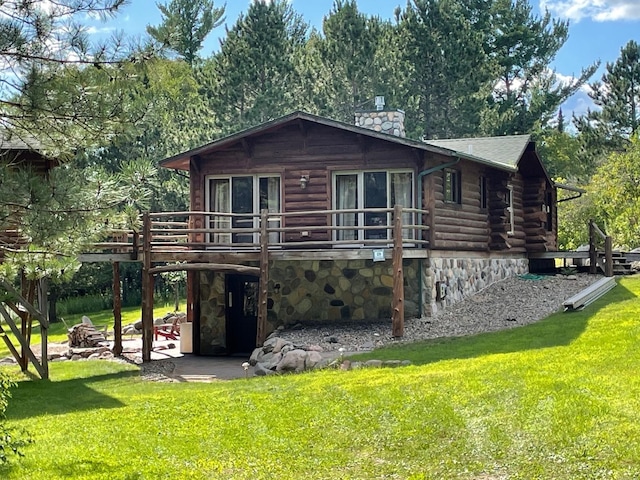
[{"left": 589, "top": 220, "right": 613, "bottom": 277}]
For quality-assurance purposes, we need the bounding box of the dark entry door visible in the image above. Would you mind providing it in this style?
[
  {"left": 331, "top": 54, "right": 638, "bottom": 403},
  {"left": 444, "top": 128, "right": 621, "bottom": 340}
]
[{"left": 226, "top": 274, "right": 258, "bottom": 355}]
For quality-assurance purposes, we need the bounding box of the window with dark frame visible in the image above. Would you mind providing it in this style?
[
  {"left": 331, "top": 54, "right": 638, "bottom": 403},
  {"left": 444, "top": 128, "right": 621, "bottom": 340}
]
[
  {"left": 480, "top": 176, "right": 488, "bottom": 209},
  {"left": 444, "top": 169, "right": 461, "bottom": 204}
]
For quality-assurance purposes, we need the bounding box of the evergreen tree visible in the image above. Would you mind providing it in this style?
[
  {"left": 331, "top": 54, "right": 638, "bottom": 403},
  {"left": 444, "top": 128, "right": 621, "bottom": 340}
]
[
  {"left": 576, "top": 40, "right": 640, "bottom": 157},
  {"left": 395, "top": 0, "right": 493, "bottom": 139},
  {"left": 481, "top": 0, "right": 596, "bottom": 136},
  {"left": 207, "top": 0, "right": 308, "bottom": 132},
  {"left": 147, "top": 0, "right": 225, "bottom": 67},
  {"left": 316, "top": 1, "right": 386, "bottom": 123}
]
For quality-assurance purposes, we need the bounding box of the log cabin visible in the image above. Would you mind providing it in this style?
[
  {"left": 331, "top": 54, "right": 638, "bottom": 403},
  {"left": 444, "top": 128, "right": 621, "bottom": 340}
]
[{"left": 156, "top": 109, "right": 557, "bottom": 357}]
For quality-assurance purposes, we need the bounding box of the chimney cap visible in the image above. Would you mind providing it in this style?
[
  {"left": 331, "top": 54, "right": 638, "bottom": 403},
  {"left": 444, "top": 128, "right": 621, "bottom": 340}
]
[{"left": 374, "top": 96, "right": 385, "bottom": 111}]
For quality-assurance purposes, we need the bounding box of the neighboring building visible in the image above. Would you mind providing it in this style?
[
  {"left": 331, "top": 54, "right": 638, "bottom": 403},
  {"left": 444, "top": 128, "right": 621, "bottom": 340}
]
[{"left": 158, "top": 110, "right": 556, "bottom": 356}]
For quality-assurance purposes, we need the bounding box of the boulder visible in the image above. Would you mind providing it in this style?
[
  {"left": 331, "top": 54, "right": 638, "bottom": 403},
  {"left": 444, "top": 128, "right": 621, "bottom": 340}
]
[
  {"left": 276, "top": 349, "right": 308, "bottom": 373},
  {"left": 254, "top": 363, "right": 277, "bottom": 376}
]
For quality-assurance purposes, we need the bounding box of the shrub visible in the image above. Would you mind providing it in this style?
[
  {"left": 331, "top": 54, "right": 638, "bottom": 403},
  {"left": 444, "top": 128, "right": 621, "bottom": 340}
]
[{"left": 0, "top": 373, "right": 31, "bottom": 463}]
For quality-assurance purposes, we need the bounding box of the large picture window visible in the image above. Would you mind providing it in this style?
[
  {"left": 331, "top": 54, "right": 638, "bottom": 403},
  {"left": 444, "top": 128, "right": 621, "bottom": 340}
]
[
  {"left": 333, "top": 170, "right": 413, "bottom": 242},
  {"left": 207, "top": 175, "right": 281, "bottom": 245}
]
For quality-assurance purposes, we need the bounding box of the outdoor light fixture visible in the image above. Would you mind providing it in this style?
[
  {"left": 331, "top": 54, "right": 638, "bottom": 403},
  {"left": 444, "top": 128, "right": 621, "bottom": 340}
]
[{"left": 300, "top": 175, "right": 309, "bottom": 189}]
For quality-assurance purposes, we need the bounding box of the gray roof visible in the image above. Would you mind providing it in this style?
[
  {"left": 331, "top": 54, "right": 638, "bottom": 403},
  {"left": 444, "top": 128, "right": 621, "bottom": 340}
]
[
  {"left": 0, "top": 132, "right": 44, "bottom": 151},
  {"left": 424, "top": 135, "right": 532, "bottom": 170}
]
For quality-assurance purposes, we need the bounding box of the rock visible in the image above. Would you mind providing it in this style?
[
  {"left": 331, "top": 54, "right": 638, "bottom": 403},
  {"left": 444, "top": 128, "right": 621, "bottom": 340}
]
[
  {"left": 401, "top": 360, "right": 412, "bottom": 366},
  {"left": 364, "top": 359, "right": 383, "bottom": 368},
  {"left": 383, "top": 360, "right": 403, "bottom": 368},
  {"left": 325, "top": 336, "right": 340, "bottom": 344},
  {"left": 271, "top": 337, "right": 290, "bottom": 354},
  {"left": 306, "top": 344, "right": 324, "bottom": 352},
  {"left": 340, "top": 360, "right": 351, "bottom": 371},
  {"left": 305, "top": 351, "right": 323, "bottom": 369},
  {"left": 249, "top": 347, "right": 261, "bottom": 366},
  {"left": 360, "top": 341, "right": 375, "bottom": 351},
  {"left": 254, "top": 363, "right": 276, "bottom": 376},
  {"left": 261, "top": 352, "right": 283, "bottom": 370},
  {"left": 88, "top": 353, "right": 101, "bottom": 360},
  {"left": 276, "top": 349, "right": 308, "bottom": 373}
]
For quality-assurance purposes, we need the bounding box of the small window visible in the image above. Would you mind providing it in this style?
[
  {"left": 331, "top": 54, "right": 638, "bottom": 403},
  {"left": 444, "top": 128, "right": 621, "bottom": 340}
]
[
  {"left": 507, "top": 184, "right": 514, "bottom": 235},
  {"left": 480, "top": 176, "right": 488, "bottom": 209},
  {"left": 444, "top": 169, "right": 461, "bottom": 204}
]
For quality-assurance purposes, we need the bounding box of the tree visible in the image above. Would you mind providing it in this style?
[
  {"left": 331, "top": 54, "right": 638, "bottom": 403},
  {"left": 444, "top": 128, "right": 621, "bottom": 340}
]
[
  {"left": 588, "top": 135, "right": 640, "bottom": 249},
  {"left": 394, "top": 0, "right": 493, "bottom": 139},
  {"left": 207, "top": 0, "right": 308, "bottom": 132},
  {"left": 0, "top": 0, "right": 150, "bottom": 155},
  {"left": 481, "top": 0, "right": 596, "bottom": 136},
  {"left": 146, "top": 0, "right": 225, "bottom": 67},
  {"left": 315, "top": 1, "right": 386, "bottom": 123},
  {"left": 575, "top": 40, "right": 640, "bottom": 158}
]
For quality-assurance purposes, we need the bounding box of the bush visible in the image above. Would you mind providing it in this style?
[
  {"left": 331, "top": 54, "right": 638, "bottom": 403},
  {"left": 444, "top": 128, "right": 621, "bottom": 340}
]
[{"left": 0, "top": 373, "right": 31, "bottom": 463}]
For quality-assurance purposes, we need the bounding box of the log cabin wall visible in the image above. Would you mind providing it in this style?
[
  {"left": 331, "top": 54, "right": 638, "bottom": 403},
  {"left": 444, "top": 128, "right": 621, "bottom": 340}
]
[
  {"left": 522, "top": 177, "right": 557, "bottom": 252},
  {"left": 188, "top": 121, "right": 423, "bottom": 245},
  {"left": 426, "top": 157, "right": 491, "bottom": 252}
]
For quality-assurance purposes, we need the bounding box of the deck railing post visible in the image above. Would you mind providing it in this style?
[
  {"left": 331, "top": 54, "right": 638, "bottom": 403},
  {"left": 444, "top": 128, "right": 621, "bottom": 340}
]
[
  {"left": 257, "top": 209, "right": 269, "bottom": 346},
  {"left": 391, "top": 204, "right": 404, "bottom": 338},
  {"left": 605, "top": 236, "right": 613, "bottom": 277}
]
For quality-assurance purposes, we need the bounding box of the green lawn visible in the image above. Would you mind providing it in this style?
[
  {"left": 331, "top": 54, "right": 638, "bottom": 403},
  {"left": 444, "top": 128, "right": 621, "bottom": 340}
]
[{"left": 1, "top": 276, "right": 640, "bottom": 479}]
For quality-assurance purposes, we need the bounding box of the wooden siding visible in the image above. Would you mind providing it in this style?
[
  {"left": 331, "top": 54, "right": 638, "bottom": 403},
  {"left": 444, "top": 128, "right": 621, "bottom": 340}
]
[
  {"left": 428, "top": 159, "right": 491, "bottom": 251},
  {"left": 189, "top": 123, "right": 423, "bottom": 245}
]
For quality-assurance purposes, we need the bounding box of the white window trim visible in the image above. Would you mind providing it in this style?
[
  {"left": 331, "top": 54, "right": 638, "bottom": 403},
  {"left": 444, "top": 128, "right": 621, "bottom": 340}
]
[
  {"left": 332, "top": 169, "right": 414, "bottom": 243},
  {"left": 205, "top": 174, "right": 282, "bottom": 246}
]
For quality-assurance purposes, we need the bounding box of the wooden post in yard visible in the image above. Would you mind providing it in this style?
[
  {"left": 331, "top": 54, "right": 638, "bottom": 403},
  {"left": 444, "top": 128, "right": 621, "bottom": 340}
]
[
  {"left": 141, "top": 213, "right": 154, "bottom": 362},
  {"left": 391, "top": 204, "right": 404, "bottom": 338},
  {"left": 112, "top": 262, "right": 123, "bottom": 356},
  {"left": 605, "top": 236, "right": 613, "bottom": 277},
  {"left": 37, "top": 277, "right": 49, "bottom": 380},
  {"left": 256, "top": 209, "right": 269, "bottom": 346}
]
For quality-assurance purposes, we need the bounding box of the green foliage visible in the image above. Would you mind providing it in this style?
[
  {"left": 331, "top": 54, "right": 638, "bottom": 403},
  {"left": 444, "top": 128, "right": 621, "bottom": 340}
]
[
  {"left": 0, "top": 372, "right": 31, "bottom": 464},
  {"left": 588, "top": 135, "right": 640, "bottom": 249},
  {"left": 147, "top": 0, "right": 225, "bottom": 66},
  {"left": 576, "top": 39, "right": 640, "bottom": 160}
]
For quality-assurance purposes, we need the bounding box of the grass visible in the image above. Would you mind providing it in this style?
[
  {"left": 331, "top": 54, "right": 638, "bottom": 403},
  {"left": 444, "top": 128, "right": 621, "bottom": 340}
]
[{"left": 1, "top": 277, "right": 640, "bottom": 479}]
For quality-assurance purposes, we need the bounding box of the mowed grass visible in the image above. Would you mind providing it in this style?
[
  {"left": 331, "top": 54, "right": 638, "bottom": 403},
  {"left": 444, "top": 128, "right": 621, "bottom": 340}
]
[{"left": 1, "top": 277, "right": 640, "bottom": 479}]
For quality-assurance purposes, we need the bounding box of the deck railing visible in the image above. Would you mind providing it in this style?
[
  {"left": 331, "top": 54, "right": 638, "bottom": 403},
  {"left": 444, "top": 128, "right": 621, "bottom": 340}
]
[
  {"left": 92, "top": 206, "right": 430, "bottom": 256},
  {"left": 589, "top": 220, "right": 613, "bottom": 277}
]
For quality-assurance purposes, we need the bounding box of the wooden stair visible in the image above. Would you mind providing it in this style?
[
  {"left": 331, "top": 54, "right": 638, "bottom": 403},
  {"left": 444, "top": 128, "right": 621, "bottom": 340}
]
[{"left": 599, "top": 251, "right": 633, "bottom": 275}]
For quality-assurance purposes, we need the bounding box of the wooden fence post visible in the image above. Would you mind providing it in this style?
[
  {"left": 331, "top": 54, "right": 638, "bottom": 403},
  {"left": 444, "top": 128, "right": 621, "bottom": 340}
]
[
  {"left": 605, "top": 236, "right": 613, "bottom": 277},
  {"left": 112, "top": 262, "right": 123, "bottom": 356},
  {"left": 589, "top": 220, "right": 597, "bottom": 275},
  {"left": 141, "top": 213, "right": 153, "bottom": 362}
]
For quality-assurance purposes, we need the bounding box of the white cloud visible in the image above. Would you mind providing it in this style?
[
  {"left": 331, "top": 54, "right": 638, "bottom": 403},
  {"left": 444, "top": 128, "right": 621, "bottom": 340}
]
[{"left": 540, "top": 0, "right": 640, "bottom": 22}]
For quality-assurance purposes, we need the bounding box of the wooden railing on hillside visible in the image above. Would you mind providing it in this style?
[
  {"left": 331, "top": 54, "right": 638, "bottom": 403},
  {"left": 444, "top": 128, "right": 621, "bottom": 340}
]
[{"left": 589, "top": 220, "right": 613, "bottom": 277}]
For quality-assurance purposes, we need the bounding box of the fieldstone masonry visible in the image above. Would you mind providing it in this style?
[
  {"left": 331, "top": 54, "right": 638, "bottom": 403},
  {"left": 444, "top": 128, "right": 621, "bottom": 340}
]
[{"left": 354, "top": 110, "right": 406, "bottom": 137}]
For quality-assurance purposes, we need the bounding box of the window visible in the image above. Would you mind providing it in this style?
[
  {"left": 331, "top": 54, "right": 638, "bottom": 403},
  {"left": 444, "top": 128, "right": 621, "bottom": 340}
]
[
  {"left": 207, "top": 175, "right": 281, "bottom": 245},
  {"left": 480, "top": 176, "right": 488, "bottom": 209},
  {"left": 334, "top": 170, "right": 413, "bottom": 242},
  {"left": 444, "top": 169, "right": 461, "bottom": 204},
  {"left": 507, "top": 184, "right": 514, "bottom": 235}
]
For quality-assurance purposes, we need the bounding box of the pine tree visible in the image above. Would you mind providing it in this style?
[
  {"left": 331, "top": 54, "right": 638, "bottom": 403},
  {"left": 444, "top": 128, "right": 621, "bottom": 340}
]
[
  {"left": 207, "top": 0, "right": 308, "bottom": 132},
  {"left": 147, "top": 0, "right": 225, "bottom": 67}
]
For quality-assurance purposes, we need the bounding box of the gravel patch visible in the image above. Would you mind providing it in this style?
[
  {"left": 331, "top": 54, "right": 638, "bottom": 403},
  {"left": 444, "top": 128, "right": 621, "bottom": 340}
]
[{"left": 277, "top": 274, "right": 602, "bottom": 353}]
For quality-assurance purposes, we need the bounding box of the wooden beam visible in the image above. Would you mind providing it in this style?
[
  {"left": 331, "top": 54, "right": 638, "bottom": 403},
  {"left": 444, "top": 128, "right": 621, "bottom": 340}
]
[
  {"left": 0, "top": 302, "right": 46, "bottom": 378},
  {"left": 391, "top": 204, "right": 404, "bottom": 338},
  {"left": 112, "top": 262, "right": 123, "bottom": 356},
  {"left": 149, "top": 263, "right": 260, "bottom": 275},
  {"left": 257, "top": 209, "right": 269, "bottom": 346},
  {"left": 0, "top": 278, "right": 48, "bottom": 327},
  {"left": 37, "top": 278, "right": 49, "bottom": 379}
]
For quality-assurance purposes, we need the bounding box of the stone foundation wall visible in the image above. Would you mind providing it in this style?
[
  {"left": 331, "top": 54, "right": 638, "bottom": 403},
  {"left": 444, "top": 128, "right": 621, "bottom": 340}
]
[
  {"left": 423, "top": 256, "right": 528, "bottom": 315},
  {"left": 196, "top": 255, "right": 528, "bottom": 351}
]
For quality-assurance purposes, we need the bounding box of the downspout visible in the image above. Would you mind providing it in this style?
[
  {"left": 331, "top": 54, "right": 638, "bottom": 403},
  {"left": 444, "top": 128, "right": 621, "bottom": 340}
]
[{"left": 415, "top": 156, "right": 461, "bottom": 318}]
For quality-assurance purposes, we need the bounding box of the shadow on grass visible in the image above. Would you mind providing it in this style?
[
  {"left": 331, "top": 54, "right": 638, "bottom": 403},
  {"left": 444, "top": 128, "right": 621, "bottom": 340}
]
[
  {"left": 351, "top": 282, "right": 637, "bottom": 366},
  {"left": 5, "top": 370, "right": 140, "bottom": 420}
]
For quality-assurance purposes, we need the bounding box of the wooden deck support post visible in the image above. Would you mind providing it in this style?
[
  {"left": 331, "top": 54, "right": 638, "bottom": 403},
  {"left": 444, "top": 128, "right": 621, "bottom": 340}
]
[
  {"left": 391, "top": 204, "right": 404, "bottom": 338},
  {"left": 37, "top": 278, "right": 49, "bottom": 380},
  {"left": 141, "top": 213, "right": 154, "bottom": 362},
  {"left": 112, "top": 262, "right": 123, "bottom": 356},
  {"left": 256, "top": 209, "right": 269, "bottom": 346}
]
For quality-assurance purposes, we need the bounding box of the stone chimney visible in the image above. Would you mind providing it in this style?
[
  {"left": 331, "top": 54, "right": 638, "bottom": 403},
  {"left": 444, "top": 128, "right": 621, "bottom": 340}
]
[{"left": 354, "top": 96, "right": 406, "bottom": 138}]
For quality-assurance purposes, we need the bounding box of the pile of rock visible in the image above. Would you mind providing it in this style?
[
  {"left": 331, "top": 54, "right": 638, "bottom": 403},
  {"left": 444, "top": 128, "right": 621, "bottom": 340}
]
[{"left": 249, "top": 336, "right": 325, "bottom": 376}]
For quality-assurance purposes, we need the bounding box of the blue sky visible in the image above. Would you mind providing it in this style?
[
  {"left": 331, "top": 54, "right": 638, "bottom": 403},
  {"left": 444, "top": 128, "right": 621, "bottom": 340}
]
[{"left": 94, "top": 0, "right": 640, "bottom": 118}]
